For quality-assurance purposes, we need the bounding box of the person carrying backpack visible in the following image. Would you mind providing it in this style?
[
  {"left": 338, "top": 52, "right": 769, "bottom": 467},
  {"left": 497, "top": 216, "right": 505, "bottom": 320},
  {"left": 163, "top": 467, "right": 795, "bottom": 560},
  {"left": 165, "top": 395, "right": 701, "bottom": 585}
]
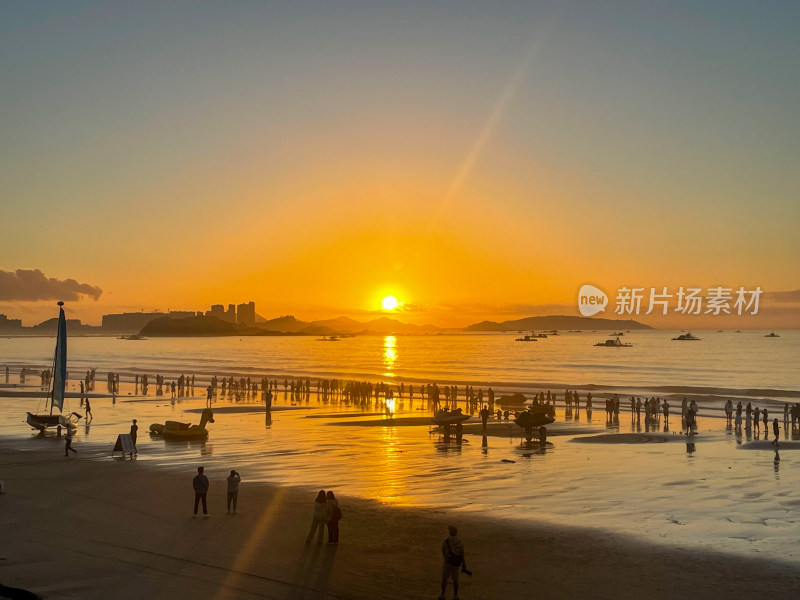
[{"left": 440, "top": 525, "right": 466, "bottom": 600}]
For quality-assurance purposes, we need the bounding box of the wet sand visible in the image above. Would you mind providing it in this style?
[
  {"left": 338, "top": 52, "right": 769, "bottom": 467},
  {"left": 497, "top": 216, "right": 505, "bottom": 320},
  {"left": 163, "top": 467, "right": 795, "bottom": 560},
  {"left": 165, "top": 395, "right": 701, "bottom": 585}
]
[{"left": 2, "top": 441, "right": 799, "bottom": 600}]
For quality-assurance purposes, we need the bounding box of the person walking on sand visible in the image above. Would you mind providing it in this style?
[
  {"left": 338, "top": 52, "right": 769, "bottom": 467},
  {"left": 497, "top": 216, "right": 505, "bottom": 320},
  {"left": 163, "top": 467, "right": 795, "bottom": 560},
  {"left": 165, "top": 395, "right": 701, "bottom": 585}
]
[
  {"left": 326, "top": 490, "right": 342, "bottom": 544},
  {"left": 84, "top": 397, "right": 92, "bottom": 422},
  {"left": 130, "top": 419, "right": 138, "bottom": 454},
  {"left": 305, "top": 490, "right": 330, "bottom": 544},
  {"left": 440, "top": 525, "right": 466, "bottom": 600},
  {"left": 64, "top": 427, "right": 77, "bottom": 457},
  {"left": 193, "top": 466, "right": 210, "bottom": 517},
  {"left": 226, "top": 470, "right": 241, "bottom": 514}
]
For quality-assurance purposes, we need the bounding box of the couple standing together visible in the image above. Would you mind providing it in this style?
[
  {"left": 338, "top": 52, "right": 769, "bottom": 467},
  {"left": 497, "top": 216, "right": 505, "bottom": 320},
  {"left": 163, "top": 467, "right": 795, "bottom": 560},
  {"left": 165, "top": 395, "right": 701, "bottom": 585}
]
[{"left": 305, "top": 490, "right": 342, "bottom": 544}]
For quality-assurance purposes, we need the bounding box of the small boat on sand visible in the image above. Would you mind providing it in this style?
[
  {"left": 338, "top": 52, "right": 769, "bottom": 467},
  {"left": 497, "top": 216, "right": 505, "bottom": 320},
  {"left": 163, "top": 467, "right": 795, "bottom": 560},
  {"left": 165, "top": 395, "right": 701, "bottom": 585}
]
[
  {"left": 150, "top": 408, "right": 215, "bottom": 440},
  {"left": 431, "top": 408, "right": 470, "bottom": 426},
  {"left": 26, "top": 302, "right": 82, "bottom": 432}
]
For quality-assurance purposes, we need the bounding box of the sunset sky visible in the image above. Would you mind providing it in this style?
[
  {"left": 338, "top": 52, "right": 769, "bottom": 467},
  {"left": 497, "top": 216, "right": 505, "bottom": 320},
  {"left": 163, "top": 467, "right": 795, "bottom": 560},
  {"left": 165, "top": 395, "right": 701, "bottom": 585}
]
[{"left": 2, "top": 1, "right": 799, "bottom": 327}]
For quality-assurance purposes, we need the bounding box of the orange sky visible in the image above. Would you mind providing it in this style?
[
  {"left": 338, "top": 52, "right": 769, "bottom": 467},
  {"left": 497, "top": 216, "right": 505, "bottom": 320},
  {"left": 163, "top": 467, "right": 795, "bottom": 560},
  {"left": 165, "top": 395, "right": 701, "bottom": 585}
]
[{"left": 2, "top": 3, "right": 799, "bottom": 328}]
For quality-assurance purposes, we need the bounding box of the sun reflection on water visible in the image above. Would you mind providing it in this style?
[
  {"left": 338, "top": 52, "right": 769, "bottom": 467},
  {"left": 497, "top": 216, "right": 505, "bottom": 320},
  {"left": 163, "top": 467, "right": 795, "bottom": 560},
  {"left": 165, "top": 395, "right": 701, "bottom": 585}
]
[{"left": 382, "top": 335, "right": 397, "bottom": 378}]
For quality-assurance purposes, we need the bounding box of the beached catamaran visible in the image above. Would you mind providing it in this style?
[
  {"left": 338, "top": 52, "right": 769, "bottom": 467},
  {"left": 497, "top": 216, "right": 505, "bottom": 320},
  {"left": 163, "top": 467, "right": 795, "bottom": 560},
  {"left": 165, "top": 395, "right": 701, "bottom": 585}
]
[{"left": 26, "top": 301, "right": 81, "bottom": 432}]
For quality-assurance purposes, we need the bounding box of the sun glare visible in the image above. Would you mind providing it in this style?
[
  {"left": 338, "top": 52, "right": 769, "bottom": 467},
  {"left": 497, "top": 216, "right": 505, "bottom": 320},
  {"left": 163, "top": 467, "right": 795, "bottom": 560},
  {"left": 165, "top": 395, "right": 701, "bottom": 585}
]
[{"left": 381, "top": 295, "right": 399, "bottom": 311}]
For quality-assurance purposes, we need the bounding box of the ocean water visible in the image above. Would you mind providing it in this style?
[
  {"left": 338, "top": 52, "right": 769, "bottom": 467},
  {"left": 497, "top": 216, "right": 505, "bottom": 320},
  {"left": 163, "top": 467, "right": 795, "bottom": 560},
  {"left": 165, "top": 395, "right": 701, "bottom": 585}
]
[
  {"left": 2, "top": 330, "right": 799, "bottom": 564},
  {"left": 1, "top": 329, "right": 799, "bottom": 399}
]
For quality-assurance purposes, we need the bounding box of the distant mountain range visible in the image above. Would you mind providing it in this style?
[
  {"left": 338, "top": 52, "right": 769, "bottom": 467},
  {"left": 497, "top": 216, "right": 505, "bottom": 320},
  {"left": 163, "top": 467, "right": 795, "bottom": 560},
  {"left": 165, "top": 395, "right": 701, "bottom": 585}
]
[
  {"left": 255, "top": 315, "right": 442, "bottom": 335},
  {"left": 2, "top": 312, "right": 652, "bottom": 336},
  {"left": 464, "top": 315, "right": 653, "bottom": 332}
]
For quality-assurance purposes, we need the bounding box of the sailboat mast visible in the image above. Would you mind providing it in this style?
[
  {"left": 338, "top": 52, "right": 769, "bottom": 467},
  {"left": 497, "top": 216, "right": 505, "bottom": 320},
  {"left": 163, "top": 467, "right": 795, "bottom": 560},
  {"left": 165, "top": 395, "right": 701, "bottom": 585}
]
[{"left": 49, "top": 301, "right": 67, "bottom": 416}]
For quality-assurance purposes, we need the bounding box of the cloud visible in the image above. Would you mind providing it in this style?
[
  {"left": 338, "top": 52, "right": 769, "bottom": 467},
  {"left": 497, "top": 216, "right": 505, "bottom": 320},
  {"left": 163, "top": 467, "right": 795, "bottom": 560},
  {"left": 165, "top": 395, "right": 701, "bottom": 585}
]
[
  {"left": 764, "top": 289, "right": 800, "bottom": 303},
  {"left": 0, "top": 269, "right": 103, "bottom": 302}
]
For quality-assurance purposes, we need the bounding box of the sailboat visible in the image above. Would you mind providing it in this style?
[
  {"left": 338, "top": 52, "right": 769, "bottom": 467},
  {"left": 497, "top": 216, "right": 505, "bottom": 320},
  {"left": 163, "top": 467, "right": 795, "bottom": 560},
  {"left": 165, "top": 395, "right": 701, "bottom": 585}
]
[{"left": 26, "top": 301, "right": 81, "bottom": 432}]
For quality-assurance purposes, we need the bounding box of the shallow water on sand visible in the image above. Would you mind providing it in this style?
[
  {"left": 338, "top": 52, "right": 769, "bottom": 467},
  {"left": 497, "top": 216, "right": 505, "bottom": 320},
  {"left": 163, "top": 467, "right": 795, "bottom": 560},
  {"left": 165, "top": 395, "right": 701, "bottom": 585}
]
[{"left": 3, "top": 387, "right": 799, "bottom": 565}]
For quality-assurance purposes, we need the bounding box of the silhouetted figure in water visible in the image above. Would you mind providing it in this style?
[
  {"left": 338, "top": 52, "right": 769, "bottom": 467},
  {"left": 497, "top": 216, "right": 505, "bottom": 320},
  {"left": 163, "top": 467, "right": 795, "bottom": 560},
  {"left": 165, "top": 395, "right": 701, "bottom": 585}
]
[
  {"left": 480, "top": 405, "right": 490, "bottom": 431},
  {"left": 772, "top": 418, "right": 780, "bottom": 446}
]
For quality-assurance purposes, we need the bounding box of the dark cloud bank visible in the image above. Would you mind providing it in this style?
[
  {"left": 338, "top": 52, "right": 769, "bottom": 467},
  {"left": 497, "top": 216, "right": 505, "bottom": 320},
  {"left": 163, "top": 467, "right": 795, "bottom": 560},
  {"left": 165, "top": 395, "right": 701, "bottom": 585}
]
[{"left": 0, "top": 269, "right": 102, "bottom": 301}]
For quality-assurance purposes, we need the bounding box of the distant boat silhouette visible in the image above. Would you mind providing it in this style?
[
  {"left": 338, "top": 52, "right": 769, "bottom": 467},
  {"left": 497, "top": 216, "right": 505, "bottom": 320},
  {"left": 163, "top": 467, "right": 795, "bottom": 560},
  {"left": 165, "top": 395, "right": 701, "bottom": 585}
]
[
  {"left": 515, "top": 335, "right": 538, "bottom": 342},
  {"left": 672, "top": 331, "right": 701, "bottom": 341},
  {"left": 765, "top": 332, "right": 780, "bottom": 338},
  {"left": 594, "top": 336, "right": 632, "bottom": 347}
]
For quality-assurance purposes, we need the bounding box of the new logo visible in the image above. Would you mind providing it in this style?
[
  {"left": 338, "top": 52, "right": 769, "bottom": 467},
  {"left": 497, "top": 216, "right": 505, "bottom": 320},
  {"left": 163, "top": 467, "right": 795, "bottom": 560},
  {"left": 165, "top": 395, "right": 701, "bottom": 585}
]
[{"left": 578, "top": 284, "right": 608, "bottom": 317}]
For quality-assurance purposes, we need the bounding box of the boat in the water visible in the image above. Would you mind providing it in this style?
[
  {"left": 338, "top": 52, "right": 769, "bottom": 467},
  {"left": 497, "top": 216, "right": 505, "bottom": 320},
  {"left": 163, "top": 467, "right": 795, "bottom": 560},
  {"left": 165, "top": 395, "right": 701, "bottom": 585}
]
[
  {"left": 431, "top": 408, "right": 470, "bottom": 426},
  {"left": 149, "top": 408, "right": 215, "bottom": 440},
  {"left": 594, "top": 336, "right": 633, "bottom": 347},
  {"left": 317, "top": 336, "right": 340, "bottom": 341},
  {"left": 672, "top": 331, "right": 701, "bottom": 341},
  {"left": 610, "top": 332, "right": 624, "bottom": 336},
  {"left": 26, "top": 302, "right": 82, "bottom": 432},
  {"left": 514, "top": 335, "right": 538, "bottom": 342},
  {"left": 118, "top": 334, "right": 146, "bottom": 340},
  {"left": 765, "top": 332, "right": 780, "bottom": 337}
]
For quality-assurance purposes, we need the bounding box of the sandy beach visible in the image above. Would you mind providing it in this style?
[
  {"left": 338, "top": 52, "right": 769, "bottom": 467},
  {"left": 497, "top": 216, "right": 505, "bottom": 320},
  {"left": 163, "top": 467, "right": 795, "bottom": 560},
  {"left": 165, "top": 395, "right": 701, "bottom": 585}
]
[{"left": 2, "top": 436, "right": 799, "bottom": 600}]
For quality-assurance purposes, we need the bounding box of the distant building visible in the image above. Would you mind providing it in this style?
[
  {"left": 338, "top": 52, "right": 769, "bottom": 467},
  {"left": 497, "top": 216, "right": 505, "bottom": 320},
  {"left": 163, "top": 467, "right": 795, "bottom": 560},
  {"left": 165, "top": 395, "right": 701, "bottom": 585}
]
[
  {"left": 206, "top": 304, "right": 226, "bottom": 319},
  {"left": 225, "top": 304, "right": 236, "bottom": 323},
  {"left": 0, "top": 314, "right": 23, "bottom": 331},
  {"left": 102, "top": 312, "right": 166, "bottom": 332},
  {"left": 237, "top": 301, "right": 256, "bottom": 327}
]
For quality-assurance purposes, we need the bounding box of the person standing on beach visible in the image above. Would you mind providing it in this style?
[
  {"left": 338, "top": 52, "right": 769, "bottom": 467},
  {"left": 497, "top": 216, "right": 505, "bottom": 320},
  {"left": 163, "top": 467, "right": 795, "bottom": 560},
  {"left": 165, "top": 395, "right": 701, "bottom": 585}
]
[
  {"left": 84, "top": 397, "right": 92, "bottom": 422},
  {"left": 754, "top": 407, "right": 761, "bottom": 432},
  {"left": 130, "top": 419, "right": 138, "bottom": 454},
  {"left": 64, "top": 427, "right": 77, "bottom": 457},
  {"left": 305, "top": 490, "right": 330, "bottom": 544},
  {"left": 479, "top": 405, "right": 490, "bottom": 431},
  {"left": 193, "top": 466, "right": 210, "bottom": 517},
  {"left": 440, "top": 525, "right": 465, "bottom": 600},
  {"left": 763, "top": 408, "right": 768, "bottom": 432},
  {"left": 772, "top": 418, "right": 780, "bottom": 445},
  {"left": 326, "top": 490, "right": 341, "bottom": 543},
  {"left": 662, "top": 400, "right": 670, "bottom": 425},
  {"left": 226, "top": 470, "right": 241, "bottom": 514}
]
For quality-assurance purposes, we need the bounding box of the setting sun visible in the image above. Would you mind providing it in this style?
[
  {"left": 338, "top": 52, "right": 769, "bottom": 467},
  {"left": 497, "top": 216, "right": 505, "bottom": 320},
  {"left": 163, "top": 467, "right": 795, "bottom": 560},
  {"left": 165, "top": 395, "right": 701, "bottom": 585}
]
[{"left": 381, "top": 295, "right": 399, "bottom": 311}]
